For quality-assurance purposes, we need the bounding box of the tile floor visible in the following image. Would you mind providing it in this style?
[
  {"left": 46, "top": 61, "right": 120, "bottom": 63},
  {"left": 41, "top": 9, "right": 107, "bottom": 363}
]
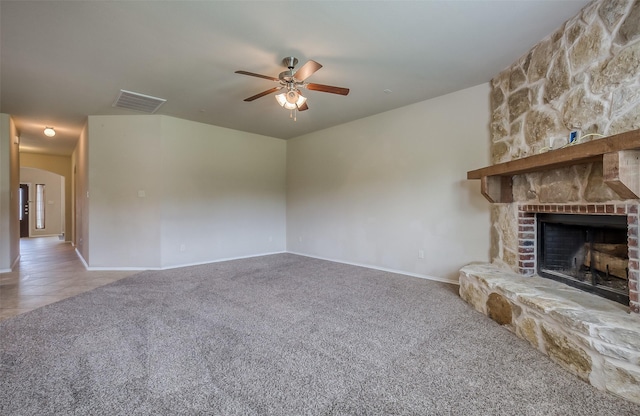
[{"left": 0, "top": 237, "right": 137, "bottom": 321}]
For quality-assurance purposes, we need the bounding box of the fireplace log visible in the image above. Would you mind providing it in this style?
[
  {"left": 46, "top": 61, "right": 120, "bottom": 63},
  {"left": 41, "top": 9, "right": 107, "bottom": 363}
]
[
  {"left": 583, "top": 243, "right": 628, "bottom": 280},
  {"left": 591, "top": 243, "right": 628, "bottom": 257}
]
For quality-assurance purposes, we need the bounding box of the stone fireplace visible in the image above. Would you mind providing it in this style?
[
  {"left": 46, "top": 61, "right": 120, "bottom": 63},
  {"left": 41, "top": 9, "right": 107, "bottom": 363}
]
[{"left": 460, "top": 0, "right": 640, "bottom": 405}]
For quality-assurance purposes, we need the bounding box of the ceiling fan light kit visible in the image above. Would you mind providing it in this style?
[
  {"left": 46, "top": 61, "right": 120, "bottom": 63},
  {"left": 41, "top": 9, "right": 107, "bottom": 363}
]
[
  {"left": 235, "top": 56, "right": 349, "bottom": 120},
  {"left": 275, "top": 89, "right": 306, "bottom": 110}
]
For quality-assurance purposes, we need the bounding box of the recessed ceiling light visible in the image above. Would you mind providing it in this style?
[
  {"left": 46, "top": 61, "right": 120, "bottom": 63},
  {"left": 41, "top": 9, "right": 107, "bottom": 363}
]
[{"left": 43, "top": 127, "right": 56, "bottom": 137}]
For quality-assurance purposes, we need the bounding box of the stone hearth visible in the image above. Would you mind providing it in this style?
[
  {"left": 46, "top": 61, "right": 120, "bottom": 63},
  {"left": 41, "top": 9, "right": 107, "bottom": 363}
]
[{"left": 459, "top": 263, "right": 640, "bottom": 404}]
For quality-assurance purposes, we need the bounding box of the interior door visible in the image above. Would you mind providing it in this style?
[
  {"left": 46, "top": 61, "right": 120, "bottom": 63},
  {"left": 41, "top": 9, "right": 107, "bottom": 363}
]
[{"left": 20, "top": 184, "right": 29, "bottom": 238}]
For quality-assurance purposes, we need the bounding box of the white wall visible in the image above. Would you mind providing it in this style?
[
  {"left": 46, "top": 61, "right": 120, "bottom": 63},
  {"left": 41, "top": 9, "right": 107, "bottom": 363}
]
[
  {"left": 0, "top": 114, "right": 10, "bottom": 271},
  {"left": 286, "top": 84, "right": 491, "bottom": 283},
  {"left": 86, "top": 115, "right": 286, "bottom": 269},
  {"left": 88, "top": 116, "right": 162, "bottom": 268},
  {"left": 159, "top": 117, "right": 286, "bottom": 268},
  {"left": 20, "top": 167, "right": 64, "bottom": 237},
  {"left": 73, "top": 123, "right": 89, "bottom": 263},
  {"left": 75, "top": 86, "right": 491, "bottom": 277},
  {"left": 0, "top": 114, "right": 20, "bottom": 272}
]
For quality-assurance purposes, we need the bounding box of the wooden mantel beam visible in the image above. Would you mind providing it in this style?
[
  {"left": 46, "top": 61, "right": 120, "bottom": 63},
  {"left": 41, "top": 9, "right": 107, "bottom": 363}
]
[
  {"left": 467, "top": 129, "right": 640, "bottom": 179},
  {"left": 480, "top": 176, "right": 513, "bottom": 203},
  {"left": 603, "top": 150, "right": 640, "bottom": 200},
  {"left": 467, "top": 129, "right": 640, "bottom": 203}
]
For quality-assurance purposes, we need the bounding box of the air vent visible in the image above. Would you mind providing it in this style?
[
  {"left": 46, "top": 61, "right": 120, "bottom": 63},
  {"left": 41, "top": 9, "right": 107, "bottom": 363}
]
[{"left": 112, "top": 89, "right": 166, "bottom": 113}]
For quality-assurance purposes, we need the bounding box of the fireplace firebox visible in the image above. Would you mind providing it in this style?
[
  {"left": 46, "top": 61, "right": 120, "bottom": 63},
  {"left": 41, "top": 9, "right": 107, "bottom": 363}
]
[{"left": 537, "top": 213, "right": 629, "bottom": 305}]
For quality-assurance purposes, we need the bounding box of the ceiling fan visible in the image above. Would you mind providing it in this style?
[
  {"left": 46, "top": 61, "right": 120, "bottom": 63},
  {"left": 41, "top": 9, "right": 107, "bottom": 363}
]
[{"left": 235, "top": 57, "right": 349, "bottom": 116}]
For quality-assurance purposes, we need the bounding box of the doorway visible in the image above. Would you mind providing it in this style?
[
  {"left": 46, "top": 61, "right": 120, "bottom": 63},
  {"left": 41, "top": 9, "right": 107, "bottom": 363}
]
[
  {"left": 19, "top": 184, "right": 29, "bottom": 238},
  {"left": 20, "top": 168, "right": 65, "bottom": 239}
]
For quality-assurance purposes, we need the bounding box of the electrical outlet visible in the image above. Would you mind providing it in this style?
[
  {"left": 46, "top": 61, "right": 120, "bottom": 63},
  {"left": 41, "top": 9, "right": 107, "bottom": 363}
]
[
  {"left": 569, "top": 130, "right": 579, "bottom": 143},
  {"left": 180, "top": 244, "right": 186, "bottom": 252},
  {"left": 418, "top": 249, "right": 425, "bottom": 259}
]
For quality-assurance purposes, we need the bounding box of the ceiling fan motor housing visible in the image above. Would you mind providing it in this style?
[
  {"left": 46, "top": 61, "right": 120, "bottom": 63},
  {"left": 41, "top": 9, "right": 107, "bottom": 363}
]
[{"left": 282, "top": 57, "right": 298, "bottom": 69}]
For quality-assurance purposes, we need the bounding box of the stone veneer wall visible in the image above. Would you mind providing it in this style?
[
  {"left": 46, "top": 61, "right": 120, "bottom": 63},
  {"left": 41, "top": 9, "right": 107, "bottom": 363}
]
[{"left": 489, "top": 0, "right": 640, "bottom": 273}]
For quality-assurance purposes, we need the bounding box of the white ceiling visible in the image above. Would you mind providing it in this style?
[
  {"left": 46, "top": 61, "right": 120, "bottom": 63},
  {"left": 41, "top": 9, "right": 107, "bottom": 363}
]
[{"left": 1, "top": 1, "right": 590, "bottom": 156}]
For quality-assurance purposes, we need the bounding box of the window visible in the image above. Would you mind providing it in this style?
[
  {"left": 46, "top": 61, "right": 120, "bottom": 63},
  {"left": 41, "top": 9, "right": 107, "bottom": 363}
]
[
  {"left": 19, "top": 188, "right": 23, "bottom": 221},
  {"left": 35, "top": 184, "right": 45, "bottom": 229}
]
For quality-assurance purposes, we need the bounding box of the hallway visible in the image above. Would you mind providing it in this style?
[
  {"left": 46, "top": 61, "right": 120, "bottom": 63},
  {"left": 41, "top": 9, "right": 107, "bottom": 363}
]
[{"left": 0, "top": 237, "right": 137, "bottom": 321}]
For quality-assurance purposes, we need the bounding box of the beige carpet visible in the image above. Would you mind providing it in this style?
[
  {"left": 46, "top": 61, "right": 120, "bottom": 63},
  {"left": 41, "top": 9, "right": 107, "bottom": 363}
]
[{"left": 1, "top": 253, "right": 638, "bottom": 415}]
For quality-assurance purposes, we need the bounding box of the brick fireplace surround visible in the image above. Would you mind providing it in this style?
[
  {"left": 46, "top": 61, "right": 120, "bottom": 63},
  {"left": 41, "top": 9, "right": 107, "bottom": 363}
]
[{"left": 517, "top": 203, "right": 639, "bottom": 313}]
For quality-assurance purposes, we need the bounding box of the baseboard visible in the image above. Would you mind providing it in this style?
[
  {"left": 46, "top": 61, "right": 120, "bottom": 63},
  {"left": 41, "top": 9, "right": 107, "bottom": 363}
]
[
  {"left": 158, "top": 251, "right": 288, "bottom": 271},
  {"left": 1, "top": 255, "right": 21, "bottom": 273},
  {"left": 70, "top": 249, "right": 456, "bottom": 284},
  {"left": 85, "top": 266, "right": 151, "bottom": 271},
  {"left": 286, "top": 251, "right": 459, "bottom": 286},
  {"left": 11, "top": 254, "right": 21, "bottom": 270},
  {"left": 76, "top": 251, "right": 288, "bottom": 271},
  {"left": 75, "top": 248, "right": 89, "bottom": 270}
]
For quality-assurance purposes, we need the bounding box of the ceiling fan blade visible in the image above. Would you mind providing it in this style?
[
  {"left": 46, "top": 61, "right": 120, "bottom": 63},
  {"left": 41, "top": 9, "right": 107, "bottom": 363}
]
[
  {"left": 306, "top": 83, "right": 350, "bottom": 96},
  {"left": 293, "top": 60, "right": 322, "bottom": 81},
  {"left": 235, "top": 70, "right": 279, "bottom": 82},
  {"left": 244, "top": 87, "right": 281, "bottom": 102},
  {"left": 297, "top": 102, "right": 309, "bottom": 111}
]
